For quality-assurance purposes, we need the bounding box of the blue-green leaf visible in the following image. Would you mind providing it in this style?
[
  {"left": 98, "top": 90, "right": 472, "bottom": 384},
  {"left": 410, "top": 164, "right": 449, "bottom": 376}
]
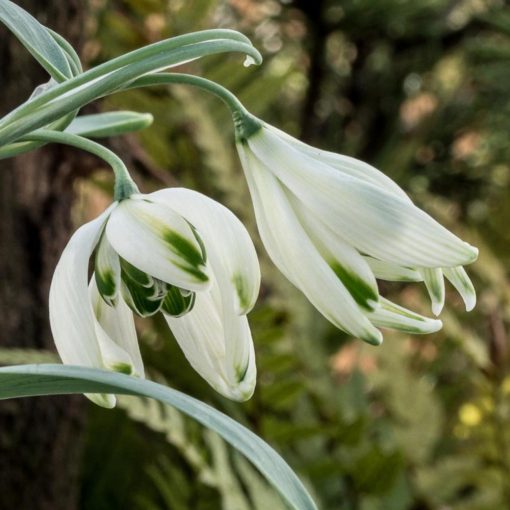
[
  {"left": 66, "top": 112, "right": 154, "bottom": 138},
  {"left": 0, "top": 364, "right": 317, "bottom": 510},
  {"left": 0, "top": 0, "right": 72, "bottom": 81}
]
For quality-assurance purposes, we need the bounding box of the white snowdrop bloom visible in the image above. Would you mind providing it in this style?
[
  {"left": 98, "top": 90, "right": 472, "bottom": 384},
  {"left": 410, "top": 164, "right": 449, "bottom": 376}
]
[
  {"left": 50, "top": 188, "right": 260, "bottom": 407},
  {"left": 235, "top": 117, "right": 478, "bottom": 345}
]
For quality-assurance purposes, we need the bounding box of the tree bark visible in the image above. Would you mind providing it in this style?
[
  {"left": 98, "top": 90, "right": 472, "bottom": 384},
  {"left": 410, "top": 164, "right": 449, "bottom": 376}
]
[{"left": 0, "top": 2, "right": 88, "bottom": 509}]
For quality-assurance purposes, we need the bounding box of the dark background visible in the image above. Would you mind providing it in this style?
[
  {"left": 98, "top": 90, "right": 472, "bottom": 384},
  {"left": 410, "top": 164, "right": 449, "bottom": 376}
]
[{"left": 1, "top": 1, "right": 509, "bottom": 509}]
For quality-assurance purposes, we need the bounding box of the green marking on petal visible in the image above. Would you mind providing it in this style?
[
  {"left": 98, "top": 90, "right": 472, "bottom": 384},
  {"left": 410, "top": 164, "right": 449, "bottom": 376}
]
[
  {"left": 94, "top": 233, "right": 120, "bottom": 306},
  {"left": 236, "top": 361, "right": 249, "bottom": 383},
  {"left": 232, "top": 273, "right": 250, "bottom": 312},
  {"left": 173, "top": 261, "right": 209, "bottom": 283},
  {"left": 120, "top": 258, "right": 152, "bottom": 287},
  {"left": 381, "top": 299, "right": 426, "bottom": 321},
  {"left": 95, "top": 269, "right": 118, "bottom": 306},
  {"left": 164, "top": 229, "right": 205, "bottom": 268},
  {"left": 368, "top": 297, "right": 442, "bottom": 335},
  {"left": 120, "top": 258, "right": 165, "bottom": 317},
  {"left": 111, "top": 362, "right": 134, "bottom": 375},
  {"left": 189, "top": 223, "right": 207, "bottom": 263},
  {"left": 361, "top": 330, "right": 384, "bottom": 346},
  {"left": 161, "top": 286, "right": 196, "bottom": 317},
  {"left": 121, "top": 281, "right": 164, "bottom": 317},
  {"left": 329, "top": 261, "right": 378, "bottom": 311}
]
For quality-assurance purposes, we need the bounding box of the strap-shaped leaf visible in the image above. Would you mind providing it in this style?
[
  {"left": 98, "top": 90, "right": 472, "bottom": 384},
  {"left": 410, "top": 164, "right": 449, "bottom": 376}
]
[
  {"left": 0, "top": 364, "right": 317, "bottom": 510},
  {"left": 0, "top": 0, "right": 72, "bottom": 81},
  {"left": 0, "top": 31, "right": 262, "bottom": 147},
  {"left": 66, "top": 111, "right": 154, "bottom": 138}
]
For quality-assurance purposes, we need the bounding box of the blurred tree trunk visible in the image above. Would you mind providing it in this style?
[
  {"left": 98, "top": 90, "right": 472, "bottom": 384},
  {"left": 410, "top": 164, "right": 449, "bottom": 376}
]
[{"left": 0, "top": 2, "right": 88, "bottom": 509}]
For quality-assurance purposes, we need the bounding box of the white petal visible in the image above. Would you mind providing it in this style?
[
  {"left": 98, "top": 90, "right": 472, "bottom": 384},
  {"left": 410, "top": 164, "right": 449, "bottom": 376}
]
[
  {"left": 367, "top": 297, "right": 443, "bottom": 334},
  {"left": 164, "top": 285, "right": 256, "bottom": 401},
  {"left": 239, "top": 144, "right": 382, "bottom": 345},
  {"left": 419, "top": 268, "right": 446, "bottom": 316},
  {"left": 94, "top": 233, "right": 121, "bottom": 305},
  {"left": 264, "top": 123, "right": 411, "bottom": 202},
  {"left": 287, "top": 193, "right": 379, "bottom": 311},
  {"left": 248, "top": 128, "right": 478, "bottom": 268},
  {"left": 90, "top": 278, "right": 145, "bottom": 378},
  {"left": 443, "top": 266, "right": 476, "bottom": 311},
  {"left": 148, "top": 188, "right": 260, "bottom": 314},
  {"left": 106, "top": 195, "right": 210, "bottom": 291},
  {"left": 49, "top": 206, "right": 117, "bottom": 409},
  {"left": 364, "top": 256, "right": 423, "bottom": 282}
]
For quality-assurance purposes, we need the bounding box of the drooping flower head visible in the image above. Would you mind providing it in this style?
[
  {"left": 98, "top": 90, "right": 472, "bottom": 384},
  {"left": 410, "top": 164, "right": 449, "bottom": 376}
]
[
  {"left": 50, "top": 186, "right": 260, "bottom": 407},
  {"left": 235, "top": 114, "right": 478, "bottom": 345}
]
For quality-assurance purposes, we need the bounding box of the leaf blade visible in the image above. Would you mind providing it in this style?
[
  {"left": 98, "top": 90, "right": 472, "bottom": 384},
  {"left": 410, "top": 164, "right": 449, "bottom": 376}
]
[
  {"left": 0, "top": 0, "right": 72, "bottom": 81},
  {"left": 66, "top": 111, "right": 154, "bottom": 138},
  {"left": 0, "top": 363, "right": 317, "bottom": 510}
]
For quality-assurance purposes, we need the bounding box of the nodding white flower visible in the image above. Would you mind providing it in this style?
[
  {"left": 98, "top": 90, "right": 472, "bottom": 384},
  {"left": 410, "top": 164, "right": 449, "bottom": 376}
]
[
  {"left": 50, "top": 188, "right": 259, "bottom": 407},
  {"left": 235, "top": 117, "right": 478, "bottom": 345}
]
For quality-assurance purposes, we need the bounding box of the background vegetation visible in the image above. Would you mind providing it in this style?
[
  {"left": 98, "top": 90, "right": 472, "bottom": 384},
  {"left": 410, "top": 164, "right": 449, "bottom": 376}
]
[{"left": 3, "top": 0, "right": 510, "bottom": 509}]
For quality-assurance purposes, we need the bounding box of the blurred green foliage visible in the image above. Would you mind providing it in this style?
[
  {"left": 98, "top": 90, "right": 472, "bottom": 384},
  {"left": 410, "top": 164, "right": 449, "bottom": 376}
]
[{"left": 7, "top": 0, "right": 510, "bottom": 508}]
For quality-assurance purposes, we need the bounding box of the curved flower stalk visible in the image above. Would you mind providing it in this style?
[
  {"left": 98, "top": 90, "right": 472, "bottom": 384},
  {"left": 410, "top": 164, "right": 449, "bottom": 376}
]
[
  {"left": 235, "top": 115, "right": 478, "bottom": 345},
  {"left": 50, "top": 187, "right": 260, "bottom": 407}
]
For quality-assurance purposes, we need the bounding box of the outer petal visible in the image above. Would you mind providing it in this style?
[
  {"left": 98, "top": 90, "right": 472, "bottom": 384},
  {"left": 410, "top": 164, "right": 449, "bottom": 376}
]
[
  {"left": 238, "top": 144, "right": 383, "bottom": 345},
  {"left": 248, "top": 128, "right": 478, "bottom": 268},
  {"left": 164, "top": 285, "right": 256, "bottom": 401},
  {"left": 364, "top": 257, "right": 423, "bottom": 282},
  {"left": 264, "top": 123, "right": 411, "bottom": 202},
  {"left": 90, "top": 278, "right": 145, "bottom": 378},
  {"left": 443, "top": 266, "right": 476, "bottom": 311},
  {"left": 148, "top": 188, "right": 260, "bottom": 314},
  {"left": 288, "top": 193, "right": 379, "bottom": 311},
  {"left": 419, "top": 268, "right": 446, "bottom": 316},
  {"left": 367, "top": 297, "right": 443, "bottom": 334},
  {"left": 49, "top": 206, "right": 116, "bottom": 408},
  {"left": 106, "top": 195, "right": 210, "bottom": 291}
]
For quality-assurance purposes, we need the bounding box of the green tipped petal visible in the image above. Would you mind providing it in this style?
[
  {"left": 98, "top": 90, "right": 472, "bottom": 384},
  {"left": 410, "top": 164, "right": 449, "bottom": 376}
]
[
  {"left": 329, "top": 261, "right": 379, "bottom": 311},
  {"left": 364, "top": 256, "right": 423, "bottom": 282},
  {"left": 367, "top": 297, "right": 443, "bottom": 335},
  {"left": 149, "top": 188, "right": 260, "bottom": 315},
  {"left": 443, "top": 266, "right": 476, "bottom": 311},
  {"left": 161, "top": 286, "right": 196, "bottom": 317},
  {"left": 120, "top": 259, "right": 165, "bottom": 317},
  {"left": 420, "top": 268, "right": 445, "bottom": 316},
  {"left": 163, "top": 286, "right": 257, "bottom": 401},
  {"left": 90, "top": 277, "right": 144, "bottom": 378},
  {"left": 95, "top": 233, "right": 121, "bottom": 306},
  {"left": 119, "top": 256, "right": 153, "bottom": 287},
  {"left": 106, "top": 195, "right": 210, "bottom": 291}
]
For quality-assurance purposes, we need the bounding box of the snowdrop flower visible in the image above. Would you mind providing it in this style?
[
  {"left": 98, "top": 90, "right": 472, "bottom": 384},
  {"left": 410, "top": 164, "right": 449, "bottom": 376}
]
[
  {"left": 235, "top": 115, "right": 478, "bottom": 345},
  {"left": 50, "top": 187, "right": 259, "bottom": 407}
]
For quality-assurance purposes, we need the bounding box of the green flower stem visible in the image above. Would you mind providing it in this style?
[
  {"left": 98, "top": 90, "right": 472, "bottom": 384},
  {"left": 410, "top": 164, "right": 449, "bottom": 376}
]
[
  {"left": 0, "top": 30, "right": 261, "bottom": 146},
  {"left": 126, "top": 73, "right": 263, "bottom": 140},
  {"left": 21, "top": 130, "right": 138, "bottom": 200},
  {"left": 0, "top": 111, "right": 78, "bottom": 160},
  {"left": 0, "top": 73, "right": 262, "bottom": 160},
  {"left": 128, "top": 73, "right": 249, "bottom": 116}
]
